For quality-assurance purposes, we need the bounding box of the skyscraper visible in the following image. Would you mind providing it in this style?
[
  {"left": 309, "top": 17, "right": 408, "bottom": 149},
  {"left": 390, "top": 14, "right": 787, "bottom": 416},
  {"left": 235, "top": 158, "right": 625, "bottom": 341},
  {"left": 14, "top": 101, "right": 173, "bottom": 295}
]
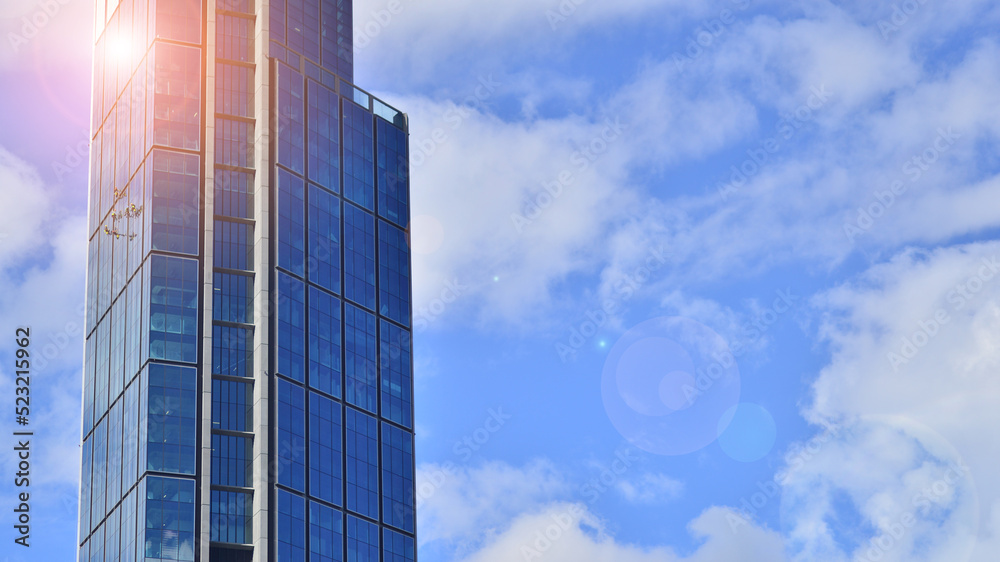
[{"left": 78, "top": 1, "right": 415, "bottom": 561}]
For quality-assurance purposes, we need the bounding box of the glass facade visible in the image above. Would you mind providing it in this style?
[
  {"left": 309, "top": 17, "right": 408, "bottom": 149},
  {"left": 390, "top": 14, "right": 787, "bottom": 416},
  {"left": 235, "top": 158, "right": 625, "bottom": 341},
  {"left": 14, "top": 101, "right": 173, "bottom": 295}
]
[{"left": 81, "top": 0, "right": 414, "bottom": 560}]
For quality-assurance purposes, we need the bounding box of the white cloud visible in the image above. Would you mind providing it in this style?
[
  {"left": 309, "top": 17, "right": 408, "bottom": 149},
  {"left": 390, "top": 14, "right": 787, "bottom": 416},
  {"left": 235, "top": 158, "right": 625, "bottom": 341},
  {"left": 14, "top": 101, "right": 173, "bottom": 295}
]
[
  {"left": 0, "top": 147, "right": 88, "bottom": 556},
  {"left": 615, "top": 472, "right": 684, "bottom": 504},
  {"left": 776, "top": 241, "right": 1000, "bottom": 561},
  {"left": 417, "top": 460, "right": 568, "bottom": 548},
  {"left": 417, "top": 460, "right": 786, "bottom": 562},
  {"left": 354, "top": 0, "right": 704, "bottom": 82}
]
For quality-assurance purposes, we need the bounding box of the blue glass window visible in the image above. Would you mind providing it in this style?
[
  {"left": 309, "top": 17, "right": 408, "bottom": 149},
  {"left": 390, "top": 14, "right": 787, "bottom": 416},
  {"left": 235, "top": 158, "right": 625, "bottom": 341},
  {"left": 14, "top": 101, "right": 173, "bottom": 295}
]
[
  {"left": 346, "top": 515, "right": 379, "bottom": 562},
  {"left": 345, "top": 407, "right": 379, "bottom": 519},
  {"left": 105, "top": 505, "right": 121, "bottom": 562},
  {"left": 376, "top": 118, "right": 409, "bottom": 227},
  {"left": 310, "top": 500, "right": 344, "bottom": 562},
  {"left": 288, "top": 0, "right": 320, "bottom": 61},
  {"left": 107, "top": 399, "right": 123, "bottom": 509},
  {"left": 215, "top": 220, "right": 253, "bottom": 271},
  {"left": 152, "top": 43, "right": 201, "bottom": 151},
  {"left": 86, "top": 237, "right": 99, "bottom": 335},
  {"left": 276, "top": 63, "right": 305, "bottom": 174},
  {"left": 383, "top": 529, "right": 415, "bottom": 562},
  {"left": 277, "top": 272, "right": 306, "bottom": 382},
  {"left": 155, "top": 0, "right": 201, "bottom": 45},
  {"left": 277, "top": 490, "right": 306, "bottom": 561},
  {"left": 342, "top": 101, "right": 374, "bottom": 210},
  {"left": 308, "top": 184, "right": 342, "bottom": 294},
  {"left": 149, "top": 255, "right": 199, "bottom": 363},
  {"left": 270, "top": 0, "right": 286, "bottom": 44},
  {"left": 216, "top": 118, "right": 254, "bottom": 167},
  {"left": 320, "top": 0, "right": 352, "bottom": 78},
  {"left": 380, "top": 321, "right": 412, "bottom": 428},
  {"left": 216, "top": 64, "right": 254, "bottom": 117},
  {"left": 378, "top": 220, "right": 411, "bottom": 326},
  {"left": 145, "top": 364, "right": 197, "bottom": 475},
  {"left": 344, "top": 304, "right": 377, "bottom": 413},
  {"left": 344, "top": 204, "right": 375, "bottom": 310},
  {"left": 307, "top": 81, "right": 340, "bottom": 191},
  {"left": 212, "top": 378, "right": 252, "bottom": 432},
  {"left": 277, "top": 167, "right": 306, "bottom": 276},
  {"left": 109, "top": 296, "right": 126, "bottom": 403},
  {"left": 90, "top": 523, "right": 104, "bottom": 562},
  {"left": 212, "top": 325, "right": 253, "bottom": 377},
  {"left": 217, "top": 14, "right": 253, "bottom": 62},
  {"left": 126, "top": 168, "right": 146, "bottom": 279},
  {"left": 276, "top": 379, "right": 306, "bottom": 491},
  {"left": 122, "top": 379, "right": 140, "bottom": 495},
  {"left": 149, "top": 150, "right": 200, "bottom": 256},
  {"left": 79, "top": 437, "right": 93, "bottom": 539},
  {"left": 309, "top": 286, "right": 342, "bottom": 397},
  {"left": 212, "top": 433, "right": 253, "bottom": 487},
  {"left": 309, "top": 392, "right": 343, "bottom": 505},
  {"left": 95, "top": 319, "right": 110, "bottom": 418},
  {"left": 214, "top": 272, "right": 253, "bottom": 323},
  {"left": 210, "top": 489, "right": 252, "bottom": 544},
  {"left": 381, "top": 423, "right": 415, "bottom": 533},
  {"left": 215, "top": 168, "right": 253, "bottom": 219},
  {"left": 125, "top": 278, "right": 144, "bottom": 385},
  {"left": 120, "top": 488, "right": 137, "bottom": 562},
  {"left": 142, "top": 476, "right": 196, "bottom": 561}
]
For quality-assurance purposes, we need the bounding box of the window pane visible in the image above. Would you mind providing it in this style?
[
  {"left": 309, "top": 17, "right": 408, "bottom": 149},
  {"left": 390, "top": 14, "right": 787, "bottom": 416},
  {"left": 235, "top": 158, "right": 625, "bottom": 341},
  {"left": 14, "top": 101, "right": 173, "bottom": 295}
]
[
  {"left": 210, "top": 489, "right": 253, "bottom": 544},
  {"left": 277, "top": 490, "right": 306, "bottom": 561},
  {"left": 308, "top": 184, "right": 341, "bottom": 294},
  {"left": 377, "top": 220, "right": 410, "bottom": 326},
  {"left": 276, "top": 379, "right": 306, "bottom": 491},
  {"left": 310, "top": 501, "right": 344, "bottom": 562},
  {"left": 346, "top": 514, "right": 378, "bottom": 562},
  {"left": 277, "top": 168, "right": 306, "bottom": 276},
  {"left": 382, "top": 528, "right": 415, "bottom": 562},
  {"left": 342, "top": 101, "right": 374, "bottom": 211},
  {"left": 307, "top": 81, "right": 340, "bottom": 191},
  {"left": 381, "top": 423, "right": 415, "bottom": 533},
  {"left": 212, "top": 378, "right": 253, "bottom": 432},
  {"left": 149, "top": 149, "right": 200, "bottom": 256},
  {"left": 309, "top": 286, "right": 342, "bottom": 397},
  {"left": 309, "top": 392, "right": 342, "bottom": 505},
  {"left": 152, "top": 43, "right": 201, "bottom": 151},
  {"left": 344, "top": 304, "right": 377, "bottom": 413},
  {"left": 276, "top": 63, "right": 305, "bottom": 174},
  {"left": 211, "top": 433, "right": 253, "bottom": 487},
  {"left": 212, "top": 325, "right": 253, "bottom": 377},
  {"left": 379, "top": 321, "right": 411, "bottom": 428},
  {"left": 277, "top": 272, "right": 306, "bottom": 382},
  {"left": 376, "top": 117, "right": 408, "bottom": 227},
  {"left": 343, "top": 203, "right": 375, "bottom": 310},
  {"left": 142, "top": 476, "right": 196, "bottom": 561},
  {"left": 145, "top": 363, "right": 197, "bottom": 475},
  {"left": 148, "top": 255, "right": 199, "bottom": 364},
  {"left": 345, "top": 407, "right": 378, "bottom": 519},
  {"left": 213, "top": 272, "right": 253, "bottom": 323}
]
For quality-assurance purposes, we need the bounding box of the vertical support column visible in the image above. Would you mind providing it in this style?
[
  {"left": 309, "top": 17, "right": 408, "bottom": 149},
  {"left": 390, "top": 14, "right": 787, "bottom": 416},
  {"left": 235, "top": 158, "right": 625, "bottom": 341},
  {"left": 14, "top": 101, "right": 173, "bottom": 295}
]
[
  {"left": 253, "top": 2, "right": 273, "bottom": 561},
  {"left": 200, "top": 3, "right": 218, "bottom": 559}
]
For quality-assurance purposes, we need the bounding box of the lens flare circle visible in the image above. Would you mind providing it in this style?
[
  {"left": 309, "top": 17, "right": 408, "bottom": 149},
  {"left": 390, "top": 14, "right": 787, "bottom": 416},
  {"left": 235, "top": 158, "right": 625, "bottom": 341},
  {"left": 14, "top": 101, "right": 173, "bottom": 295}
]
[{"left": 602, "top": 316, "right": 741, "bottom": 456}]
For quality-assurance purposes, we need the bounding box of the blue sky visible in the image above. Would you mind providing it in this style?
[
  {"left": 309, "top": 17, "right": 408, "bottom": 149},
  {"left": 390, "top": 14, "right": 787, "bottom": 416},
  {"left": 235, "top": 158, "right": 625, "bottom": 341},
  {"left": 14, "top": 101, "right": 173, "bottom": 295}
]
[{"left": 2, "top": 0, "right": 1000, "bottom": 561}]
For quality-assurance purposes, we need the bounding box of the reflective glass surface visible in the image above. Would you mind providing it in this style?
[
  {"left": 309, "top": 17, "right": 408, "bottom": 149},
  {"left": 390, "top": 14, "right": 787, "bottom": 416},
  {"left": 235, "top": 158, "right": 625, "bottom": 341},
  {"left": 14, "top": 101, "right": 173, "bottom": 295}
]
[
  {"left": 310, "top": 500, "right": 345, "bottom": 562},
  {"left": 344, "top": 304, "right": 377, "bottom": 413},
  {"left": 148, "top": 255, "right": 199, "bottom": 363},
  {"left": 309, "top": 286, "right": 342, "bottom": 397},
  {"left": 277, "top": 378, "right": 306, "bottom": 491},
  {"left": 345, "top": 407, "right": 379, "bottom": 519}
]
